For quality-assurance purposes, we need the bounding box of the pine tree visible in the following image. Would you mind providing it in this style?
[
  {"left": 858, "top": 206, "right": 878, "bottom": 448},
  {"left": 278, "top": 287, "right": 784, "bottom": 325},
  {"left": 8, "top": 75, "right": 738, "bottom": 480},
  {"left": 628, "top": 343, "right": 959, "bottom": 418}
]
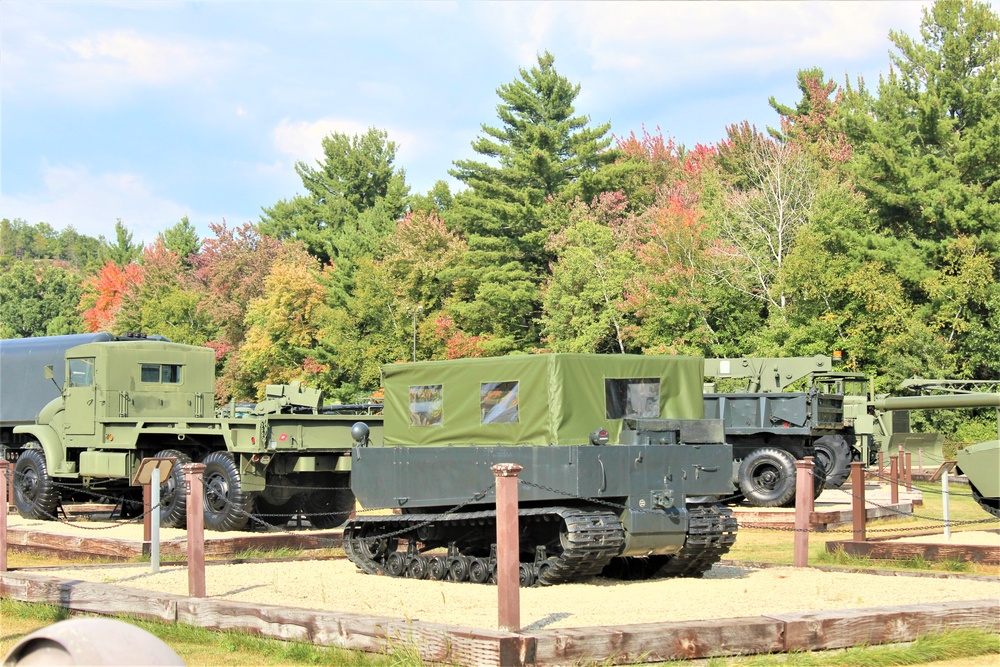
[
  {"left": 260, "top": 127, "right": 409, "bottom": 265},
  {"left": 446, "top": 51, "right": 614, "bottom": 351}
]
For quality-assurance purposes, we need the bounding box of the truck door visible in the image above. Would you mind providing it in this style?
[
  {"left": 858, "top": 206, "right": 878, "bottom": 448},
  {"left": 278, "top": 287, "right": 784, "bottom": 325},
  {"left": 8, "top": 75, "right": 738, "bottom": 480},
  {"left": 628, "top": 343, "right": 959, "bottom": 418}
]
[{"left": 64, "top": 357, "right": 97, "bottom": 435}]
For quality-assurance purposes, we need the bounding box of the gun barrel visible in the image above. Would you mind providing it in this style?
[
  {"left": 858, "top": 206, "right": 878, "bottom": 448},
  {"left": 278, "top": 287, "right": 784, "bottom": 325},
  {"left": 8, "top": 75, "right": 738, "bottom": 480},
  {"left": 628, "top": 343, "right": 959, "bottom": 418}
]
[{"left": 872, "top": 393, "right": 1000, "bottom": 411}]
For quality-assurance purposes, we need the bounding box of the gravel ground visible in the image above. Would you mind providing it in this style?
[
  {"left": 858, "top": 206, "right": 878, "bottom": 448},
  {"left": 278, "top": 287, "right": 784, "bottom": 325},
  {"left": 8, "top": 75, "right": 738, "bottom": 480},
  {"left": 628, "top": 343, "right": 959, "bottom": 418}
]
[
  {"left": 8, "top": 512, "right": 999, "bottom": 630},
  {"left": 29, "top": 559, "right": 1000, "bottom": 631}
]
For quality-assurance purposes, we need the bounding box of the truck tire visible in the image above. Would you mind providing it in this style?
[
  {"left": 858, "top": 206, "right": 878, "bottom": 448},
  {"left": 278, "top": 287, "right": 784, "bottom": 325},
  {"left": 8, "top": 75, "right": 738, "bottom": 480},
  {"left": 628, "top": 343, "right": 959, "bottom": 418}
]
[
  {"left": 813, "top": 435, "right": 852, "bottom": 489},
  {"left": 253, "top": 497, "right": 297, "bottom": 528},
  {"left": 154, "top": 449, "right": 191, "bottom": 528},
  {"left": 304, "top": 488, "right": 356, "bottom": 529},
  {"left": 13, "top": 447, "right": 59, "bottom": 520},
  {"left": 738, "top": 448, "right": 797, "bottom": 507},
  {"left": 201, "top": 451, "right": 254, "bottom": 532}
]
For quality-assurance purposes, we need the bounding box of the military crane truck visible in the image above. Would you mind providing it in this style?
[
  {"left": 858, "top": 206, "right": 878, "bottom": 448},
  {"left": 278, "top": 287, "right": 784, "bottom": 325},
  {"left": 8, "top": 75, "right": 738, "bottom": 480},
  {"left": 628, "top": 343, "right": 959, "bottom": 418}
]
[
  {"left": 703, "top": 355, "right": 857, "bottom": 503},
  {"left": 0, "top": 334, "right": 381, "bottom": 531},
  {"left": 344, "top": 354, "right": 739, "bottom": 585}
]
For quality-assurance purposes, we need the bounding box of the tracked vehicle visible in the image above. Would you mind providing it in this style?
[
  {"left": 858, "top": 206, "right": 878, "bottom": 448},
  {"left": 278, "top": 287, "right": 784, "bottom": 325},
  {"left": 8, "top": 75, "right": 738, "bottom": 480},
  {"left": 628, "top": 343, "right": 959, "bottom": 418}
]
[
  {"left": 957, "top": 441, "right": 1000, "bottom": 518},
  {"left": 345, "top": 354, "right": 738, "bottom": 586}
]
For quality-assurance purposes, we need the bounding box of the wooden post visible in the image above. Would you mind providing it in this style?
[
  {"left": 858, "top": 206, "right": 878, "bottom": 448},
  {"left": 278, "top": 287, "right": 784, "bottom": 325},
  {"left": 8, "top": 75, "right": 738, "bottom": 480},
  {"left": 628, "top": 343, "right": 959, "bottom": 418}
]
[
  {"left": 904, "top": 452, "right": 913, "bottom": 491},
  {"left": 1, "top": 460, "right": 8, "bottom": 572},
  {"left": 5, "top": 459, "right": 12, "bottom": 508},
  {"left": 850, "top": 462, "right": 866, "bottom": 543},
  {"left": 184, "top": 462, "right": 206, "bottom": 598},
  {"left": 793, "top": 457, "right": 813, "bottom": 567},
  {"left": 491, "top": 463, "right": 522, "bottom": 633},
  {"left": 877, "top": 451, "right": 884, "bottom": 479},
  {"left": 889, "top": 456, "right": 899, "bottom": 505}
]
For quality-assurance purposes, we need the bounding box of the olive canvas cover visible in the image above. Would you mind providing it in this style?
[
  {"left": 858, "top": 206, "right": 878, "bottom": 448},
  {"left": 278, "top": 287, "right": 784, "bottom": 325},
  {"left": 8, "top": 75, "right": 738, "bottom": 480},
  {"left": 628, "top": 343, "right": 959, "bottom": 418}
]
[{"left": 381, "top": 353, "right": 704, "bottom": 447}]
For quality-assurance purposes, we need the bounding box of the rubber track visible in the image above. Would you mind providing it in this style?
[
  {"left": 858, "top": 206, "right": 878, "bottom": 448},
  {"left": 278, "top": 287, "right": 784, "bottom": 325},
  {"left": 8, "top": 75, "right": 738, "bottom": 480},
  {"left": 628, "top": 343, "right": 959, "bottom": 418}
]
[
  {"left": 655, "top": 505, "right": 738, "bottom": 578},
  {"left": 343, "top": 506, "right": 625, "bottom": 585},
  {"left": 971, "top": 486, "right": 1000, "bottom": 519}
]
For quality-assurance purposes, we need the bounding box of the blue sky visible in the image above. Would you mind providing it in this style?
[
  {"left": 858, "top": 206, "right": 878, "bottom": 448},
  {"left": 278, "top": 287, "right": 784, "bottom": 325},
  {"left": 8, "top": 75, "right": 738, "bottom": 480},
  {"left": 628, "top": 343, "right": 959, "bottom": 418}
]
[{"left": 1, "top": 1, "right": 935, "bottom": 245}]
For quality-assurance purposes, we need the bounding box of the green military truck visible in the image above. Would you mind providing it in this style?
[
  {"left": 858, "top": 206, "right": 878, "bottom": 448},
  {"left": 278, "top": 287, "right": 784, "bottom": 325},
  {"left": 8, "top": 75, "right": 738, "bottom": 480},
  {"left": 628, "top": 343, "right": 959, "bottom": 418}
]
[
  {"left": 345, "top": 354, "right": 738, "bottom": 585},
  {"left": 0, "top": 334, "right": 380, "bottom": 531}
]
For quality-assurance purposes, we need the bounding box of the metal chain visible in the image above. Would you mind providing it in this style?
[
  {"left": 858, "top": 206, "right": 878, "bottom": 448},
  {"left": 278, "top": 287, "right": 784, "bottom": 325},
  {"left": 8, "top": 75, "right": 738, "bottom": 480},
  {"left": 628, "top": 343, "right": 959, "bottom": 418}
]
[
  {"left": 868, "top": 470, "right": 975, "bottom": 497},
  {"left": 353, "top": 482, "right": 498, "bottom": 546},
  {"left": 28, "top": 502, "right": 163, "bottom": 530},
  {"left": 6, "top": 464, "right": 996, "bottom": 537}
]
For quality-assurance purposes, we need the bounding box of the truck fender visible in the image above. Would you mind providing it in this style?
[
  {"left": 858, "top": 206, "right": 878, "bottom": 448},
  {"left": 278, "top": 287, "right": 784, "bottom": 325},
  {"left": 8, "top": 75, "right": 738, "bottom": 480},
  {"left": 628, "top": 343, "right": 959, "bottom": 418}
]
[{"left": 11, "top": 424, "right": 67, "bottom": 475}]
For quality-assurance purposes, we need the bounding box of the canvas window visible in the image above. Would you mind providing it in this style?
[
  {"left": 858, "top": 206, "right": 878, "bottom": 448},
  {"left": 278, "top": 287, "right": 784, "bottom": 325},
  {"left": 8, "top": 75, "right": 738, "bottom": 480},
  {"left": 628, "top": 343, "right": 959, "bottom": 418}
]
[
  {"left": 141, "top": 364, "right": 183, "bottom": 384},
  {"left": 481, "top": 381, "right": 519, "bottom": 424},
  {"left": 605, "top": 378, "right": 660, "bottom": 419},
  {"left": 68, "top": 358, "right": 95, "bottom": 387},
  {"left": 410, "top": 385, "right": 443, "bottom": 426}
]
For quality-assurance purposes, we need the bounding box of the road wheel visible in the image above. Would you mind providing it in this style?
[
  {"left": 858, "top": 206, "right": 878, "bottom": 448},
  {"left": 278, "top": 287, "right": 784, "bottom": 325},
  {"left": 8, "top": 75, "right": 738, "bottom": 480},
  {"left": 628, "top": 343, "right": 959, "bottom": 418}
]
[
  {"left": 469, "top": 557, "right": 491, "bottom": 583},
  {"left": 813, "top": 435, "right": 852, "bottom": 489},
  {"left": 201, "top": 451, "right": 254, "bottom": 531},
  {"left": 738, "top": 448, "right": 797, "bottom": 507},
  {"left": 13, "top": 447, "right": 59, "bottom": 520},
  {"left": 154, "top": 449, "right": 191, "bottom": 528},
  {"left": 428, "top": 556, "right": 449, "bottom": 580}
]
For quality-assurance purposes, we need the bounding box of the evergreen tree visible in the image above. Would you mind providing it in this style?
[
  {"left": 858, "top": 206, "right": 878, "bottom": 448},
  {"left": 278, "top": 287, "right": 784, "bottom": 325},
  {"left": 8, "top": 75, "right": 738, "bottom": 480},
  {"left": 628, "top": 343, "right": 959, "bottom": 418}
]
[
  {"left": 98, "top": 219, "right": 141, "bottom": 266},
  {"left": 446, "top": 51, "right": 614, "bottom": 351},
  {"left": 838, "top": 0, "right": 1000, "bottom": 377},
  {"left": 841, "top": 0, "right": 999, "bottom": 245},
  {"left": 260, "top": 127, "right": 409, "bottom": 266},
  {"left": 158, "top": 216, "right": 202, "bottom": 265}
]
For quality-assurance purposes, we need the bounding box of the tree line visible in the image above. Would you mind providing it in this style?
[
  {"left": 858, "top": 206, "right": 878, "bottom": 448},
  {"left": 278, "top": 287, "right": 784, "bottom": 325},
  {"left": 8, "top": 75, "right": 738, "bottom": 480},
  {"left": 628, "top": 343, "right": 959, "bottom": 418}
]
[{"left": 2, "top": 0, "right": 997, "bottom": 440}]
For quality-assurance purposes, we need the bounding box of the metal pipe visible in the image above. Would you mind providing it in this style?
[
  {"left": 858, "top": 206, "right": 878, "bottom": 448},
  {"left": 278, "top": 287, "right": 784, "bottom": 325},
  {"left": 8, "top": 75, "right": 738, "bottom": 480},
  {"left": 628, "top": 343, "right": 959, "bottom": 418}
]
[{"left": 871, "top": 393, "right": 1000, "bottom": 411}]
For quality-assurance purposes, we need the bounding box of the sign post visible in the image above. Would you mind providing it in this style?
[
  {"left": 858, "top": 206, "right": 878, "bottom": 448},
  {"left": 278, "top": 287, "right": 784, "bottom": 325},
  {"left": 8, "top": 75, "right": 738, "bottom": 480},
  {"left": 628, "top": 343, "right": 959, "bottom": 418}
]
[
  {"left": 930, "top": 461, "right": 959, "bottom": 541},
  {"left": 132, "top": 457, "right": 175, "bottom": 574}
]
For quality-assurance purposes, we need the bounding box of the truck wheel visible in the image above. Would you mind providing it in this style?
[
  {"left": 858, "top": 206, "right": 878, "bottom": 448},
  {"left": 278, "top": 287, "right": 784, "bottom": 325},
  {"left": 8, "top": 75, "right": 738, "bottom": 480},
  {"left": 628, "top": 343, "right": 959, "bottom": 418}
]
[
  {"left": 201, "top": 451, "right": 254, "bottom": 531},
  {"left": 154, "top": 449, "right": 191, "bottom": 528},
  {"left": 13, "top": 447, "right": 59, "bottom": 520},
  {"left": 304, "top": 488, "right": 356, "bottom": 529},
  {"left": 812, "top": 458, "right": 827, "bottom": 501},
  {"left": 738, "top": 448, "right": 797, "bottom": 507},
  {"left": 253, "top": 497, "right": 297, "bottom": 528},
  {"left": 813, "top": 436, "right": 852, "bottom": 489}
]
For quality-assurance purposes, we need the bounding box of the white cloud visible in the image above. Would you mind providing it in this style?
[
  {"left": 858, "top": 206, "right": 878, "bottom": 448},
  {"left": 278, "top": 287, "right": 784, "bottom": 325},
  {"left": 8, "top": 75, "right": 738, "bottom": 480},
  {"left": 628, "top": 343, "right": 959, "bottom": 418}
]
[
  {"left": 3, "top": 21, "right": 242, "bottom": 101},
  {"left": 0, "top": 165, "right": 190, "bottom": 244},
  {"left": 478, "top": 1, "right": 927, "bottom": 87}
]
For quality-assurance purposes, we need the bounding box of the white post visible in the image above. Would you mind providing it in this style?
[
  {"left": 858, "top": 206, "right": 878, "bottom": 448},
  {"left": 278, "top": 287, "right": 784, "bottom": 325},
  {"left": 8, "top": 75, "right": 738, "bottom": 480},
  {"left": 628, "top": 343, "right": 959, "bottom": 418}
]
[
  {"left": 942, "top": 468, "right": 951, "bottom": 541},
  {"left": 151, "top": 465, "right": 161, "bottom": 573}
]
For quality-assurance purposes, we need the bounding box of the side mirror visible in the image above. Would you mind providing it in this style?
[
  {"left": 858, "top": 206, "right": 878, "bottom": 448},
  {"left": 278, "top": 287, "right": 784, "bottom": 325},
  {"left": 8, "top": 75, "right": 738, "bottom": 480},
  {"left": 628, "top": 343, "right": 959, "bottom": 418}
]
[{"left": 44, "top": 365, "right": 54, "bottom": 380}]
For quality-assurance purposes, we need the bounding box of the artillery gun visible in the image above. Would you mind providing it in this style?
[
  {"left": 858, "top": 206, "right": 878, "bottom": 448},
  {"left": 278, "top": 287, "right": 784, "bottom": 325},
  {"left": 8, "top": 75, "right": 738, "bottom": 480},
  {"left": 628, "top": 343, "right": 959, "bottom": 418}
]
[{"left": 870, "top": 386, "right": 1000, "bottom": 519}]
